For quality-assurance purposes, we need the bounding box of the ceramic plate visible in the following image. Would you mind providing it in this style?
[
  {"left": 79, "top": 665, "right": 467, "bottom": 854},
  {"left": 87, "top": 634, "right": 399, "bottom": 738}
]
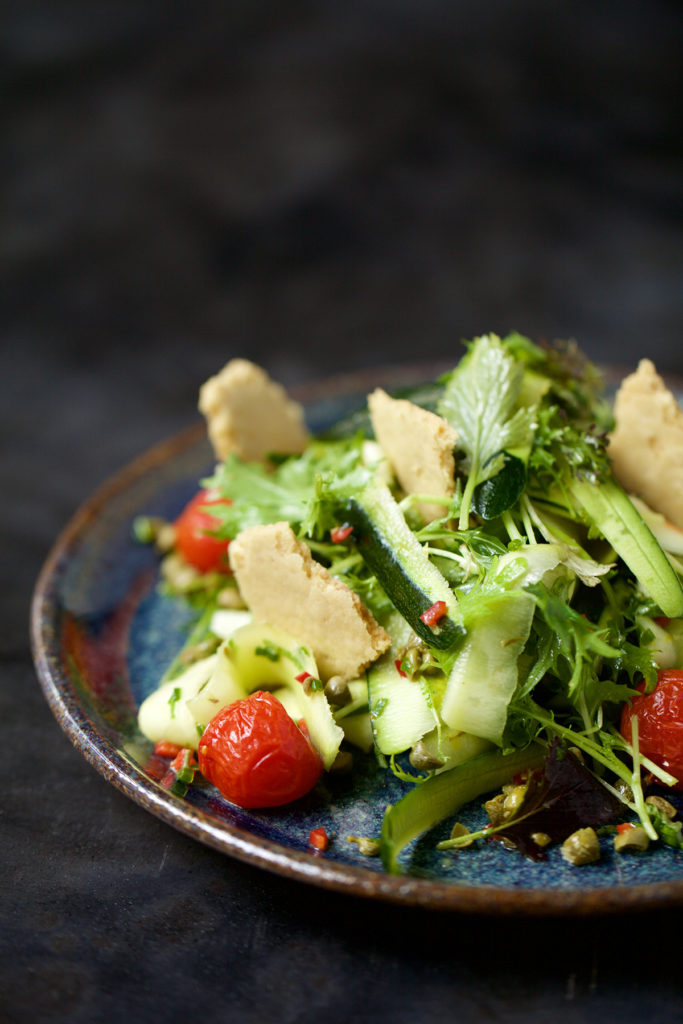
[{"left": 31, "top": 366, "right": 683, "bottom": 915}]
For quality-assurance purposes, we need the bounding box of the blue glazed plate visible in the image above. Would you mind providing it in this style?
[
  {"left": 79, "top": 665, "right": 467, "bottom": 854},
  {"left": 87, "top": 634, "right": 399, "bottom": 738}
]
[{"left": 31, "top": 366, "right": 683, "bottom": 915}]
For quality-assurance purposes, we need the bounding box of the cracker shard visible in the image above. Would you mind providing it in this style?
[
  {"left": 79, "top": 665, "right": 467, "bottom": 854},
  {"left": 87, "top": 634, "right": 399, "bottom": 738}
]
[
  {"left": 198, "top": 358, "right": 309, "bottom": 463},
  {"left": 229, "top": 522, "right": 391, "bottom": 680},
  {"left": 608, "top": 359, "right": 683, "bottom": 530},
  {"left": 368, "top": 387, "right": 459, "bottom": 522}
]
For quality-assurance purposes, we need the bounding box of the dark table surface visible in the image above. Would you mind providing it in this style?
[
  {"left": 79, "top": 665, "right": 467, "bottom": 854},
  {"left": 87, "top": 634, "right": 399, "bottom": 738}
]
[{"left": 3, "top": 4, "right": 683, "bottom": 1022}]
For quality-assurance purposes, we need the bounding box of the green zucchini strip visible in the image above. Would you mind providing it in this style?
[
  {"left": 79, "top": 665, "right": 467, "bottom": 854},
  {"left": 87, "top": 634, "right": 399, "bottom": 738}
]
[
  {"left": 380, "top": 744, "right": 545, "bottom": 874},
  {"left": 570, "top": 478, "right": 683, "bottom": 618},
  {"left": 345, "top": 485, "right": 464, "bottom": 650}
]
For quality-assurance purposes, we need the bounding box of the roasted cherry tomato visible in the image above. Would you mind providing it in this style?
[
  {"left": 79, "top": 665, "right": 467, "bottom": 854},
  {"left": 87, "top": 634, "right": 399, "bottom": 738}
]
[
  {"left": 174, "top": 488, "right": 232, "bottom": 573},
  {"left": 197, "top": 691, "right": 323, "bottom": 808},
  {"left": 620, "top": 669, "right": 683, "bottom": 790}
]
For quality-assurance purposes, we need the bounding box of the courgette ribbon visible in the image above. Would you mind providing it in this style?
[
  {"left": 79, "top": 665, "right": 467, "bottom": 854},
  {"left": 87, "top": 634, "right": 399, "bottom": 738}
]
[{"left": 380, "top": 744, "right": 545, "bottom": 874}]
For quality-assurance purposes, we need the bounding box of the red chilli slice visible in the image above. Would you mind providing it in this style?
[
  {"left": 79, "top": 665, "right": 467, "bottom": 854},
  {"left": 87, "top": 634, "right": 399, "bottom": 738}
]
[
  {"left": 154, "top": 740, "right": 182, "bottom": 759},
  {"left": 309, "top": 827, "right": 330, "bottom": 851},
  {"left": 330, "top": 524, "right": 353, "bottom": 544},
  {"left": 420, "top": 601, "right": 448, "bottom": 627}
]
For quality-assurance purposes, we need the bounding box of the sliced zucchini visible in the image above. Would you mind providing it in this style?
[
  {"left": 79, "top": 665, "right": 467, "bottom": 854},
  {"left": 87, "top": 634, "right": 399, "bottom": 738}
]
[
  {"left": 139, "top": 622, "right": 344, "bottom": 767},
  {"left": 278, "top": 679, "right": 373, "bottom": 751},
  {"left": 441, "top": 590, "right": 536, "bottom": 744},
  {"left": 345, "top": 484, "right": 464, "bottom": 650},
  {"left": 138, "top": 653, "right": 221, "bottom": 748},
  {"left": 381, "top": 744, "right": 545, "bottom": 874},
  {"left": 570, "top": 477, "right": 683, "bottom": 618},
  {"left": 367, "top": 651, "right": 438, "bottom": 755},
  {"left": 226, "top": 622, "right": 344, "bottom": 769},
  {"left": 185, "top": 643, "right": 248, "bottom": 731},
  {"left": 209, "top": 608, "right": 253, "bottom": 639},
  {"left": 339, "top": 711, "right": 374, "bottom": 752},
  {"left": 415, "top": 727, "right": 493, "bottom": 774},
  {"left": 637, "top": 615, "right": 681, "bottom": 670}
]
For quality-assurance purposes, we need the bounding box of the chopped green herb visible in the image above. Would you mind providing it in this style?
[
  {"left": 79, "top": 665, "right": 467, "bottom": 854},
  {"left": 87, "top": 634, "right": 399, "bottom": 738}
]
[
  {"left": 254, "top": 641, "right": 304, "bottom": 670},
  {"left": 137, "top": 333, "right": 683, "bottom": 878},
  {"left": 254, "top": 643, "right": 281, "bottom": 663},
  {"left": 647, "top": 807, "right": 683, "bottom": 850},
  {"left": 168, "top": 687, "right": 182, "bottom": 719},
  {"left": 370, "top": 697, "right": 388, "bottom": 720},
  {"left": 132, "top": 515, "right": 157, "bottom": 545}
]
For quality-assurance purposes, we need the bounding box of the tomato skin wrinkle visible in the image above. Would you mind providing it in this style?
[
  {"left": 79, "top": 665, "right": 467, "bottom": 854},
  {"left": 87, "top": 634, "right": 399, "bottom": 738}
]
[
  {"left": 621, "top": 669, "right": 683, "bottom": 790},
  {"left": 175, "top": 488, "right": 233, "bottom": 573},
  {"left": 198, "top": 691, "right": 323, "bottom": 808}
]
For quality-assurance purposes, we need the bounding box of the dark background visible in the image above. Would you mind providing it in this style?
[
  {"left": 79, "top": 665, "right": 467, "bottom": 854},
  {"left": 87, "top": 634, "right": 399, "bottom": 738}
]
[{"left": 3, "top": 3, "right": 682, "bottom": 1022}]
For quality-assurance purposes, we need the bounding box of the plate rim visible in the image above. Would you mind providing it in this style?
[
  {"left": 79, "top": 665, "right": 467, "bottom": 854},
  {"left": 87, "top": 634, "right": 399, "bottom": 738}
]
[{"left": 30, "top": 365, "right": 683, "bottom": 916}]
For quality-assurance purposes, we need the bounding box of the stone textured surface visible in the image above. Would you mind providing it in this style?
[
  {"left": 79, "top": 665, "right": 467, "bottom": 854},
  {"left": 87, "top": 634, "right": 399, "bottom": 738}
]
[{"left": 2, "top": 2, "right": 682, "bottom": 1021}]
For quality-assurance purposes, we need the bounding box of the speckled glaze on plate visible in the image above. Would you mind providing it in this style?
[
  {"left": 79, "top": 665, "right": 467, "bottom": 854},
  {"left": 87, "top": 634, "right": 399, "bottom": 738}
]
[{"left": 31, "top": 365, "right": 683, "bottom": 915}]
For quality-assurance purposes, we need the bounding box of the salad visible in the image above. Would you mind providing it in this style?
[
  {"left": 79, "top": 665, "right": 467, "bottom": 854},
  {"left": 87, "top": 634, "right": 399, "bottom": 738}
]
[{"left": 135, "top": 335, "right": 683, "bottom": 873}]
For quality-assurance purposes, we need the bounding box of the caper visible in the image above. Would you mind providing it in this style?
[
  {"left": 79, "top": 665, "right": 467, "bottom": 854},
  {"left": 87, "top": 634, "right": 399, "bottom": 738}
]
[
  {"left": 614, "top": 826, "right": 650, "bottom": 854},
  {"left": 402, "top": 646, "right": 422, "bottom": 677},
  {"left": 133, "top": 515, "right": 172, "bottom": 548},
  {"left": 161, "top": 551, "right": 201, "bottom": 590},
  {"left": 502, "top": 784, "right": 527, "bottom": 817},
  {"left": 409, "top": 740, "right": 445, "bottom": 771},
  {"left": 645, "top": 795, "right": 677, "bottom": 819},
  {"left": 561, "top": 827, "right": 600, "bottom": 865},
  {"left": 613, "top": 778, "right": 635, "bottom": 803},
  {"left": 484, "top": 793, "right": 507, "bottom": 827},
  {"left": 154, "top": 522, "right": 177, "bottom": 553},
  {"left": 324, "top": 675, "right": 351, "bottom": 707},
  {"left": 484, "top": 786, "right": 526, "bottom": 825},
  {"left": 346, "top": 835, "right": 381, "bottom": 857},
  {"left": 396, "top": 639, "right": 438, "bottom": 680},
  {"left": 301, "top": 675, "right": 323, "bottom": 696}
]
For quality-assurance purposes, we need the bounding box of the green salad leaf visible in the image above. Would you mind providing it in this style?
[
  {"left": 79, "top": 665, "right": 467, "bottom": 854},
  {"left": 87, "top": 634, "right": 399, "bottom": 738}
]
[
  {"left": 205, "top": 436, "right": 372, "bottom": 541},
  {"left": 437, "top": 334, "right": 537, "bottom": 529},
  {"left": 137, "top": 332, "right": 683, "bottom": 875}
]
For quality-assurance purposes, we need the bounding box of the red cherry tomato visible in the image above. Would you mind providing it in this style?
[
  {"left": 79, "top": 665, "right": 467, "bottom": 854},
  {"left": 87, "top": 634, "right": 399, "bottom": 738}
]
[
  {"left": 620, "top": 669, "right": 683, "bottom": 789},
  {"left": 197, "top": 691, "right": 323, "bottom": 808},
  {"left": 174, "top": 488, "right": 232, "bottom": 573}
]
